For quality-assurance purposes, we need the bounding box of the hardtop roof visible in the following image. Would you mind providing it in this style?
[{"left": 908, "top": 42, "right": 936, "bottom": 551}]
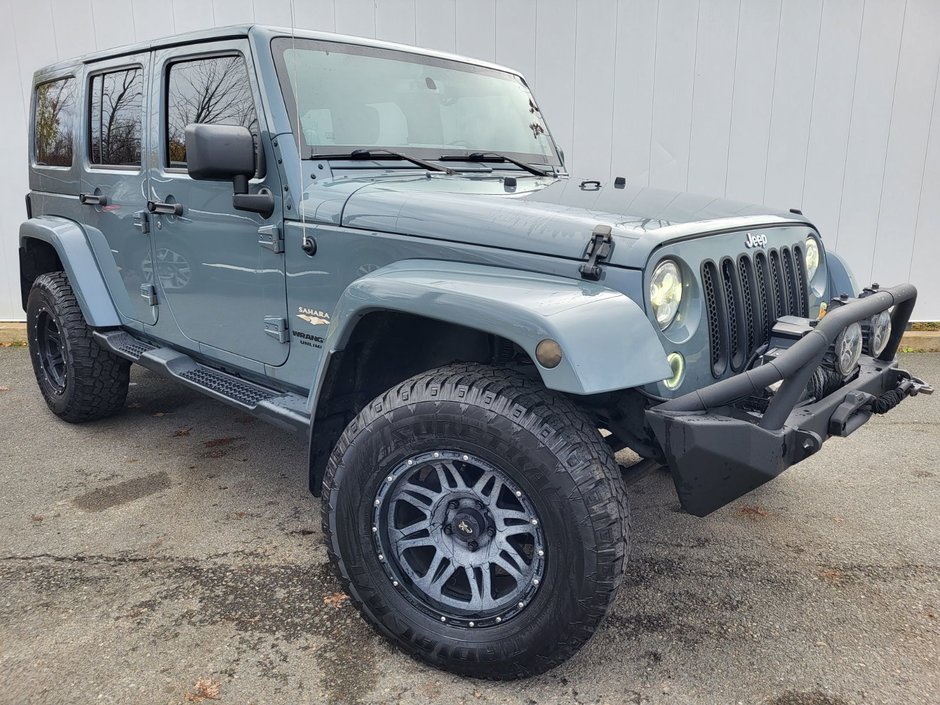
[{"left": 33, "top": 24, "right": 521, "bottom": 80}]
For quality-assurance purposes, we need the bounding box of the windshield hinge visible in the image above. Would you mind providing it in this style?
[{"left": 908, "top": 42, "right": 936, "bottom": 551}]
[
  {"left": 258, "top": 224, "right": 283, "bottom": 254},
  {"left": 579, "top": 224, "right": 614, "bottom": 281},
  {"left": 264, "top": 316, "right": 289, "bottom": 343}
]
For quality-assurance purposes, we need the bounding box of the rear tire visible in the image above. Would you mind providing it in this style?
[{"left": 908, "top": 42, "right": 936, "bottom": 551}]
[
  {"left": 321, "top": 363, "right": 629, "bottom": 679},
  {"left": 26, "top": 272, "right": 130, "bottom": 422}
]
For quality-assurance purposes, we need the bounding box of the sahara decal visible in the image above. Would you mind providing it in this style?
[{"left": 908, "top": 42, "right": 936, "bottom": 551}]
[{"left": 297, "top": 307, "right": 331, "bottom": 326}]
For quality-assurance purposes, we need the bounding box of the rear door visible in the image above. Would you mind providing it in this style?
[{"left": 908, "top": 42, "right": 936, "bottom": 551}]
[
  {"left": 147, "top": 40, "right": 288, "bottom": 365},
  {"left": 80, "top": 53, "right": 155, "bottom": 325}
]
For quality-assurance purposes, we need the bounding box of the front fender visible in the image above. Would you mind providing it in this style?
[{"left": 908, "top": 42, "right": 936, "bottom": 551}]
[
  {"left": 312, "top": 260, "right": 671, "bottom": 404},
  {"left": 827, "top": 250, "right": 860, "bottom": 299},
  {"left": 19, "top": 216, "right": 120, "bottom": 328}
]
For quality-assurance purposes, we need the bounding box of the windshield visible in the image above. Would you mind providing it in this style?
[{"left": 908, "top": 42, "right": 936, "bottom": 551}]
[{"left": 272, "top": 38, "right": 560, "bottom": 167}]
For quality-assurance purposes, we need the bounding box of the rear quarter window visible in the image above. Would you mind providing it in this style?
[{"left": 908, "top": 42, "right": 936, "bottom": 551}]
[{"left": 34, "top": 76, "right": 78, "bottom": 167}]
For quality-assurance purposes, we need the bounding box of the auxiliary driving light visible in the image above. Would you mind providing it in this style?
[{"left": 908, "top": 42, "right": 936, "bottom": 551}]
[
  {"left": 663, "top": 352, "right": 685, "bottom": 390},
  {"left": 863, "top": 310, "right": 892, "bottom": 357},
  {"left": 832, "top": 322, "right": 863, "bottom": 375}
]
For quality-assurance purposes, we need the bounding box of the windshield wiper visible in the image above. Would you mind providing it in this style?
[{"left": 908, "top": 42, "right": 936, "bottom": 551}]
[
  {"left": 438, "top": 152, "right": 551, "bottom": 177},
  {"left": 310, "top": 148, "right": 453, "bottom": 174}
]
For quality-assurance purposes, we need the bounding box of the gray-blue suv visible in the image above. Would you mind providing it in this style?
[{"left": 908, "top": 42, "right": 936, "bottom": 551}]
[{"left": 19, "top": 25, "right": 931, "bottom": 678}]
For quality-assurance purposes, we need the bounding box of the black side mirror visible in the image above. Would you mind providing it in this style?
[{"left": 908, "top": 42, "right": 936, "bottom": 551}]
[{"left": 185, "top": 124, "right": 274, "bottom": 218}]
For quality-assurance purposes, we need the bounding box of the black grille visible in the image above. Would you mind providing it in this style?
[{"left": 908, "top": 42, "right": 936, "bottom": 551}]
[{"left": 703, "top": 245, "right": 809, "bottom": 378}]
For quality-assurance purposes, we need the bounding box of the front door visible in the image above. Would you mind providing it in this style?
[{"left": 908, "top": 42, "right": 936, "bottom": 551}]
[
  {"left": 80, "top": 53, "right": 155, "bottom": 325},
  {"left": 147, "top": 41, "right": 288, "bottom": 366}
]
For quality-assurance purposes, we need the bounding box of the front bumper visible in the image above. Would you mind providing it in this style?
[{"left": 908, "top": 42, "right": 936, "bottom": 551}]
[{"left": 646, "top": 283, "right": 932, "bottom": 516}]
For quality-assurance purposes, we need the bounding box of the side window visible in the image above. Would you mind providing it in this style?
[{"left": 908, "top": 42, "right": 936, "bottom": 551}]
[
  {"left": 166, "top": 55, "right": 258, "bottom": 167},
  {"left": 89, "top": 67, "right": 144, "bottom": 167},
  {"left": 34, "top": 77, "right": 78, "bottom": 167}
]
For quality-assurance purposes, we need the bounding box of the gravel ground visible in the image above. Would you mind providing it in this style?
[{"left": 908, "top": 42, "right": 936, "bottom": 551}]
[{"left": 0, "top": 347, "right": 937, "bottom": 705}]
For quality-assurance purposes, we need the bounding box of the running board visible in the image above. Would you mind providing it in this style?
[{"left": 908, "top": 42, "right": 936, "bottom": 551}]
[{"left": 94, "top": 330, "right": 310, "bottom": 433}]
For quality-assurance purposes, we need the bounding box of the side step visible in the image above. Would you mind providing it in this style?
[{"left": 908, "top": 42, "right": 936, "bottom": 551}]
[{"left": 94, "top": 330, "right": 310, "bottom": 433}]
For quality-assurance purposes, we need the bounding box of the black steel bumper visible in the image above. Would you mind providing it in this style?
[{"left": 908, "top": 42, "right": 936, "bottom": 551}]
[{"left": 646, "top": 283, "right": 932, "bottom": 517}]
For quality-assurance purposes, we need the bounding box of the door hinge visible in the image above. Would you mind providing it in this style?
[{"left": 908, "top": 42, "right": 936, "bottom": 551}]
[
  {"left": 133, "top": 210, "right": 150, "bottom": 235},
  {"left": 258, "top": 224, "right": 283, "bottom": 253},
  {"left": 140, "top": 284, "right": 157, "bottom": 306},
  {"left": 264, "top": 316, "right": 289, "bottom": 343},
  {"left": 579, "top": 224, "right": 614, "bottom": 281}
]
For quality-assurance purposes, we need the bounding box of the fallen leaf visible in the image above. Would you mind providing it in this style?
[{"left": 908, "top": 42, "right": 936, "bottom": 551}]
[
  {"left": 323, "top": 592, "right": 350, "bottom": 608},
  {"left": 204, "top": 436, "right": 241, "bottom": 448},
  {"left": 153, "top": 411, "right": 169, "bottom": 417},
  {"left": 30, "top": 514, "right": 43, "bottom": 523},
  {"left": 819, "top": 568, "right": 843, "bottom": 584},
  {"left": 173, "top": 427, "right": 192, "bottom": 437},
  {"left": 0, "top": 385, "right": 10, "bottom": 392},
  {"left": 185, "top": 677, "right": 221, "bottom": 702}
]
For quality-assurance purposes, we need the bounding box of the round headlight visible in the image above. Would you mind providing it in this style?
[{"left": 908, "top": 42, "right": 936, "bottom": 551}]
[
  {"left": 865, "top": 310, "right": 892, "bottom": 357},
  {"left": 649, "top": 260, "right": 683, "bottom": 329},
  {"left": 804, "top": 236, "right": 820, "bottom": 280},
  {"left": 833, "top": 322, "right": 863, "bottom": 375}
]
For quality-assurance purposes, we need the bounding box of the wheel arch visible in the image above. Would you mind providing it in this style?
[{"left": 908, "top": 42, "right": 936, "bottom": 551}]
[
  {"left": 19, "top": 217, "right": 120, "bottom": 327},
  {"left": 305, "top": 259, "right": 672, "bottom": 494}
]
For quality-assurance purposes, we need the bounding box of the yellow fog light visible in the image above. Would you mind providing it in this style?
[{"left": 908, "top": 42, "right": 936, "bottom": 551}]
[
  {"left": 664, "top": 352, "right": 685, "bottom": 390},
  {"left": 535, "top": 339, "right": 563, "bottom": 368}
]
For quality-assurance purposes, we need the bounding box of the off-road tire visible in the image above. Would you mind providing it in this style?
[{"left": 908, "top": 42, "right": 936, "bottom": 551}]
[
  {"left": 26, "top": 272, "right": 130, "bottom": 422},
  {"left": 321, "top": 363, "right": 630, "bottom": 679}
]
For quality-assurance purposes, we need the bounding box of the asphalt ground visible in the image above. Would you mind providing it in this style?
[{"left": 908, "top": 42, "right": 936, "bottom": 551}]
[{"left": 0, "top": 347, "right": 937, "bottom": 705}]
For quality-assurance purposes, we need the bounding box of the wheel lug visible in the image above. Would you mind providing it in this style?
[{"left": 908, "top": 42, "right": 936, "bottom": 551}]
[
  {"left": 487, "top": 527, "right": 496, "bottom": 537},
  {"left": 443, "top": 525, "right": 452, "bottom": 535},
  {"left": 448, "top": 500, "right": 458, "bottom": 510},
  {"left": 468, "top": 540, "right": 478, "bottom": 552},
  {"left": 537, "top": 549, "right": 544, "bottom": 557}
]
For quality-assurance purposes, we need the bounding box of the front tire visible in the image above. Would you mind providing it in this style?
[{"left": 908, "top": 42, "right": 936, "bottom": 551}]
[
  {"left": 321, "top": 364, "right": 629, "bottom": 679},
  {"left": 26, "top": 272, "right": 130, "bottom": 422}
]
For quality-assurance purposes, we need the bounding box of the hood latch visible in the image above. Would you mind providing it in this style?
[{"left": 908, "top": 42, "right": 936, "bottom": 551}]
[{"left": 579, "top": 224, "right": 614, "bottom": 281}]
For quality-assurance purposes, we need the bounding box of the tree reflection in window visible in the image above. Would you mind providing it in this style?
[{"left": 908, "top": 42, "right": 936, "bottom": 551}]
[
  {"left": 90, "top": 68, "right": 143, "bottom": 166},
  {"left": 166, "top": 55, "right": 258, "bottom": 167},
  {"left": 35, "top": 77, "right": 77, "bottom": 167}
]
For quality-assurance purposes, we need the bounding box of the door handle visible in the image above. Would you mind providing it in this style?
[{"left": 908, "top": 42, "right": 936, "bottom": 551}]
[
  {"left": 147, "top": 199, "right": 183, "bottom": 216},
  {"left": 79, "top": 192, "right": 109, "bottom": 206}
]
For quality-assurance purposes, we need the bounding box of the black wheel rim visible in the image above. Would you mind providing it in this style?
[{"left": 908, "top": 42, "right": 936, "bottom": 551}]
[
  {"left": 372, "top": 450, "right": 545, "bottom": 628},
  {"left": 36, "top": 310, "right": 67, "bottom": 393}
]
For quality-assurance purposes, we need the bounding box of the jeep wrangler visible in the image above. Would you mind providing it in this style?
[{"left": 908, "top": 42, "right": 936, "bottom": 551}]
[{"left": 19, "top": 25, "right": 931, "bottom": 679}]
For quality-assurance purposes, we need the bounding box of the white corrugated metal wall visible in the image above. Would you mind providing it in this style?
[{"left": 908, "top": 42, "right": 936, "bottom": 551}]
[{"left": 2, "top": 0, "right": 938, "bottom": 320}]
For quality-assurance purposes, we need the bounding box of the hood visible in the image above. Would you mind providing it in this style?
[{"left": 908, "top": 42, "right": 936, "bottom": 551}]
[{"left": 299, "top": 174, "right": 810, "bottom": 268}]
